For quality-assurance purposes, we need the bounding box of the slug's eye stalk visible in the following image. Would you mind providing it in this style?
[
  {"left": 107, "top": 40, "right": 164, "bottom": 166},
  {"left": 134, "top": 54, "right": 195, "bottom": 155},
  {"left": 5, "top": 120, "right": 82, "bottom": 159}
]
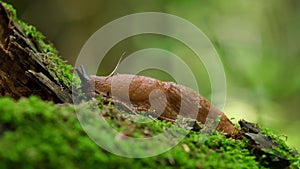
[
  {"left": 76, "top": 65, "right": 90, "bottom": 83},
  {"left": 75, "top": 65, "right": 94, "bottom": 101}
]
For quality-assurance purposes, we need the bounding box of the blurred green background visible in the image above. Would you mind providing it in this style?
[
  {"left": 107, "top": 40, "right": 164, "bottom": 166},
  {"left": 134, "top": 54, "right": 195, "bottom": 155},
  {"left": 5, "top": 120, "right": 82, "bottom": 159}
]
[{"left": 5, "top": 0, "right": 300, "bottom": 149}]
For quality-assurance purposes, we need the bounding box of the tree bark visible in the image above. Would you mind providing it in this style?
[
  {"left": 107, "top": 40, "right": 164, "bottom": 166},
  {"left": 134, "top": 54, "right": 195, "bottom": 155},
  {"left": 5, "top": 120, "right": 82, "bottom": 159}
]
[{"left": 0, "top": 3, "right": 72, "bottom": 103}]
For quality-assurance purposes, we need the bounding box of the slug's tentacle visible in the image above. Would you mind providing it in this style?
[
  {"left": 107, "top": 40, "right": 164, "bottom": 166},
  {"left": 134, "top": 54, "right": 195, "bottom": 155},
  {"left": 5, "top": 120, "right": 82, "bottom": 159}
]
[
  {"left": 108, "top": 52, "right": 125, "bottom": 77},
  {"left": 75, "top": 65, "right": 94, "bottom": 100},
  {"left": 76, "top": 65, "right": 90, "bottom": 82}
]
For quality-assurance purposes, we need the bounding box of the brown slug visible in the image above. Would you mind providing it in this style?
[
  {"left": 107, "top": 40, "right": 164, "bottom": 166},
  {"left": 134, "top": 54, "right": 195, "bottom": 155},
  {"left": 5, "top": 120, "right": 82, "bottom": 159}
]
[
  {"left": 77, "top": 66, "right": 296, "bottom": 167},
  {"left": 88, "top": 74, "right": 238, "bottom": 135}
]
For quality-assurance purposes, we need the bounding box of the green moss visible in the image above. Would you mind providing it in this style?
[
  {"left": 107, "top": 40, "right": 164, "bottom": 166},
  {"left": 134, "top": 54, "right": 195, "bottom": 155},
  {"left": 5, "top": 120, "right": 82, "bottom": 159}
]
[
  {"left": 1, "top": 1, "right": 75, "bottom": 89},
  {"left": 261, "top": 128, "right": 300, "bottom": 168},
  {"left": 2, "top": 96, "right": 299, "bottom": 169}
]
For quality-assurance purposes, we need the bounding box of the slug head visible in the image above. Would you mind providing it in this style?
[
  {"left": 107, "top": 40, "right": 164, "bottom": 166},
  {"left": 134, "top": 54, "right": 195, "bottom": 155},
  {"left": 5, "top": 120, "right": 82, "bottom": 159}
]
[{"left": 89, "top": 75, "right": 112, "bottom": 96}]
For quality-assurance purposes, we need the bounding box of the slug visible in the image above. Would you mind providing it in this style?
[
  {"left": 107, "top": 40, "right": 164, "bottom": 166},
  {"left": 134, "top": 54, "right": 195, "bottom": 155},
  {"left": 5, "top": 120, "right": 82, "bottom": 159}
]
[{"left": 82, "top": 72, "right": 238, "bottom": 136}]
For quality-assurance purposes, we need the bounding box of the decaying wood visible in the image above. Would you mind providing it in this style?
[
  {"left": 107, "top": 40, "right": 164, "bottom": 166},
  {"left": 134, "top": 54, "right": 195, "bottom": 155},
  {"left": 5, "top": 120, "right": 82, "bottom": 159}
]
[{"left": 0, "top": 3, "right": 71, "bottom": 103}]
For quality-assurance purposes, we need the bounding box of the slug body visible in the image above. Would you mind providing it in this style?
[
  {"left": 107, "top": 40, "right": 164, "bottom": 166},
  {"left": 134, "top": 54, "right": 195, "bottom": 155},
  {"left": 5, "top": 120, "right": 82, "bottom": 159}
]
[{"left": 89, "top": 74, "right": 237, "bottom": 135}]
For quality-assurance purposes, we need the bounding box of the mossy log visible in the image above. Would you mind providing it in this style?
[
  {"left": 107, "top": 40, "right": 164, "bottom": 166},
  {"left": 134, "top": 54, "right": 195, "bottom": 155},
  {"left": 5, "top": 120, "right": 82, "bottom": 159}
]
[
  {"left": 0, "top": 3, "right": 72, "bottom": 103},
  {"left": 0, "top": 2, "right": 299, "bottom": 169}
]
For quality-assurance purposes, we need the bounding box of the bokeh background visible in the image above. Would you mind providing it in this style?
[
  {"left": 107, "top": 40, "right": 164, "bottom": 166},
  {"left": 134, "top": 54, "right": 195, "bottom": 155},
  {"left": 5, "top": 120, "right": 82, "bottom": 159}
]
[{"left": 5, "top": 0, "right": 300, "bottom": 149}]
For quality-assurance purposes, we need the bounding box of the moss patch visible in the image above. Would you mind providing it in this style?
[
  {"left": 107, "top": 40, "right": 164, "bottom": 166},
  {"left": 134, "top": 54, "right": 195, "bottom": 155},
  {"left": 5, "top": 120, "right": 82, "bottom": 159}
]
[
  {"left": 261, "top": 128, "right": 300, "bottom": 168},
  {"left": 0, "top": 96, "right": 299, "bottom": 169}
]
